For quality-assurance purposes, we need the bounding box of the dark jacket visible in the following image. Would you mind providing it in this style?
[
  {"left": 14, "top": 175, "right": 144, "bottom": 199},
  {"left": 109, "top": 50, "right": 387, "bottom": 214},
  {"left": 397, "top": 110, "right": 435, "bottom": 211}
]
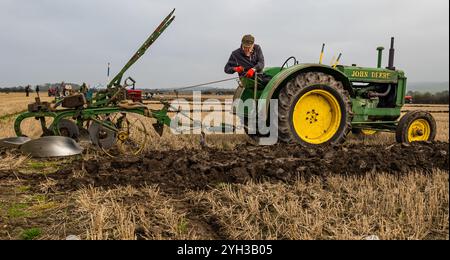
[{"left": 224, "top": 44, "right": 265, "bottom": 75}]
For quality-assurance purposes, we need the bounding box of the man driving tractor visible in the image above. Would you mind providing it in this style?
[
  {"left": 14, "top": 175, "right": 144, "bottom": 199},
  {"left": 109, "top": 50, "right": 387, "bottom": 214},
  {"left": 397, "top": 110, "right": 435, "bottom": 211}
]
[
  {"left": 224, "top": 35, "right": 273, "bottom": 86},
  {"left": 224, "top": 34, "right": 265, "bottom": 78}
]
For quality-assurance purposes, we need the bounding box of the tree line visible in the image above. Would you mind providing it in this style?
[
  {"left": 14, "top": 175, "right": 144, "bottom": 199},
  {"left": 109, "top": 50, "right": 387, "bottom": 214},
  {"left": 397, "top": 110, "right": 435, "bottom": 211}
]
[
  {"left": 406, "top": 90, "right": 449, "bottom": 104},
  {"left": 0, "top": 83, "right": 81, "bottom": 93}
]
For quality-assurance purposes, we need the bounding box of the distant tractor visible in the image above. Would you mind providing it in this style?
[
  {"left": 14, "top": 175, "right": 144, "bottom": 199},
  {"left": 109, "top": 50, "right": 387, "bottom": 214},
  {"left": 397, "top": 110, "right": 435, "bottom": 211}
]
[
  {"left": 48, "top": 87, "right": 57, "bottom": 97},
  {"left": 123, "top": 77, "right": 143, "bottom": 103},
  {"left": 405, "top": 95, "right": 413, "bottom": 104},
  {"left": 234, "top": 37, "right": 436, "bottom": 144}
]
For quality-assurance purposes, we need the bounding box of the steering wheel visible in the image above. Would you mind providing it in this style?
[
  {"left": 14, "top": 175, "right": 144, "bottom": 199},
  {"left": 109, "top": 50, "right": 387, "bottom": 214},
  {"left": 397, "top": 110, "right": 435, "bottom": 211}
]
[{"left": 281, "top": 56, "right": 298, "bottom": 70}]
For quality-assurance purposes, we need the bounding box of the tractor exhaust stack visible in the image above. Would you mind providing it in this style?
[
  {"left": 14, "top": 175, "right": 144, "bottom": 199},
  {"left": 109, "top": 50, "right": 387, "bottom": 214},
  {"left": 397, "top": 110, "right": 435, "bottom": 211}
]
[
  {"left": 387, "top": 37, "right": 396, "bottom": 70},
  {"left": 376, "top": 46, "right": 384, "bottom": 68}
]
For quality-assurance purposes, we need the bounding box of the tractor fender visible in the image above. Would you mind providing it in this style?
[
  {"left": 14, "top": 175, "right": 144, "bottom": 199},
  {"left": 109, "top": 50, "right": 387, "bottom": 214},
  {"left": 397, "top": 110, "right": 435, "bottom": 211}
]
[{"left": 258, "top": 64, "right": 353, "bottom": 118}]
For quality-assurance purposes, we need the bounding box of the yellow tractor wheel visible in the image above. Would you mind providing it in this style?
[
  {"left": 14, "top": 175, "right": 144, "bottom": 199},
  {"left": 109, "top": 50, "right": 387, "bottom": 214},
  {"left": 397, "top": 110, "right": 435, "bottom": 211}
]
[
  {"left": 396, "top": 111, "right": 436, "bottom": 143},
  {"left": 278, "top": 72, "right": 352, "bottom": 146},
  {"left": 291, "top": 89, "right": 342, "bottom": 144}
]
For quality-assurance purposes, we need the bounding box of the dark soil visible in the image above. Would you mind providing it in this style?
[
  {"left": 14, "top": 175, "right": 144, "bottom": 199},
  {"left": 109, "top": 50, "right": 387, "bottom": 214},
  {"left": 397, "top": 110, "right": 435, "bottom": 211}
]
[{"left": 1, "top": 142, "right": 448, "bottom": 193}]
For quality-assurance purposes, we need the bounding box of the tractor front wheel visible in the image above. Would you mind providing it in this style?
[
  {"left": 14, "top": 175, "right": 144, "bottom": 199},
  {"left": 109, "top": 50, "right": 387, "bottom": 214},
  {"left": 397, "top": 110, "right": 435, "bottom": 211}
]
[
  {"left": 396, "top": 111, "right": 436, "bottom": 143},
  {"left": 278, "top": 72, "right": 352, "bottom": 146}
]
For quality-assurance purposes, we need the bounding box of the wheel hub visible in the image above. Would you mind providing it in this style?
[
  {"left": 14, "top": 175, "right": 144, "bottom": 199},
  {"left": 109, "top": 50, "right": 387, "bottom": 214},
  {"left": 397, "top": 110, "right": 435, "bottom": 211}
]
[
  {"left": 414, "top": 129, "right": 424, "bottom": 137},
  {"left": 118, "top": 131, "right": 129, "bottom": 141},
  {"left": 306, "top": 110, "right": 320, "bottom": 125},
  {"left": 408, "top": 119, "right": 430, "bottom": 142}
]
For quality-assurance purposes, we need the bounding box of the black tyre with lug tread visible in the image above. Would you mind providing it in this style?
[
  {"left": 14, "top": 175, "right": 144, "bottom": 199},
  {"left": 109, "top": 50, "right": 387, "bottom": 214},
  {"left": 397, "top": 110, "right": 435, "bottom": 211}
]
[{"left": 278, "top": 72, "right": 353, "bottom": 146}]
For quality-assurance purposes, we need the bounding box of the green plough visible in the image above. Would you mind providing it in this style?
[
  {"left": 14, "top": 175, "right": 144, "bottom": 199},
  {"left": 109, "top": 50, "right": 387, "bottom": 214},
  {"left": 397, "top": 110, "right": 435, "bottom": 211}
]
[{"left": 14, "top": 10, "right": 176, "bottom": 156}]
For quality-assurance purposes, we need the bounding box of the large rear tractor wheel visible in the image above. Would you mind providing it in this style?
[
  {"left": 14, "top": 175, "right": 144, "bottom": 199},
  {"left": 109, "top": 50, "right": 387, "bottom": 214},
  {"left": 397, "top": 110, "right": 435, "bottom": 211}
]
[
  {"left": 278, "top": 72, "right": 352, "bottom": 146},
  {"left": 396, "top": 111, "right": 436, "bottom": 143}
]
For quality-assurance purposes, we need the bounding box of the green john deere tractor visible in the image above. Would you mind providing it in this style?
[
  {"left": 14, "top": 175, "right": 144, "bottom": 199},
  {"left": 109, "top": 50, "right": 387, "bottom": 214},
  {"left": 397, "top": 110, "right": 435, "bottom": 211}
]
[{"left": 234, "top": 37, "right": 437, "bottom": 145}]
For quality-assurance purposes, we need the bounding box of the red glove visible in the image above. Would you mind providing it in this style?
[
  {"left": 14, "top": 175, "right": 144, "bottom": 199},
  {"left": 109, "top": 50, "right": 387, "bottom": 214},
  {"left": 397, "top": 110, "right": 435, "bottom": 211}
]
[
  {"left": 245, "top": 68, "right": 255, "bottom": 78},
  {"left": 233, "top": 66, "right": 244, "bottom": 73}
]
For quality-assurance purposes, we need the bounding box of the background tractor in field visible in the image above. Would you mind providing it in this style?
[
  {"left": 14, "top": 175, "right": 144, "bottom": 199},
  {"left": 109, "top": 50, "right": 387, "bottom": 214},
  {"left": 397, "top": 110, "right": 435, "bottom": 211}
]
[{"left": 234, "top": 38, "right": 437, "bottom": 145}]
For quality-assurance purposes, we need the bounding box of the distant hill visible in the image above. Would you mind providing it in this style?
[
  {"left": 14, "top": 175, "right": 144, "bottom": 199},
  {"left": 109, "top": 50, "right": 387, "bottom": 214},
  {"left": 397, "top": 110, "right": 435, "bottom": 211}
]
[{"left": 407, "top": 82, "right": 449, "bottom": 93}]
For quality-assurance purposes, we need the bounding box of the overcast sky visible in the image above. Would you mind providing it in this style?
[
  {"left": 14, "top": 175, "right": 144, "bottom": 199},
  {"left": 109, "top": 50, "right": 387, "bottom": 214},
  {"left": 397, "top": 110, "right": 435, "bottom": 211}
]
[{"left": 0, "top": 0, "right": 448, "bottom": 89}]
